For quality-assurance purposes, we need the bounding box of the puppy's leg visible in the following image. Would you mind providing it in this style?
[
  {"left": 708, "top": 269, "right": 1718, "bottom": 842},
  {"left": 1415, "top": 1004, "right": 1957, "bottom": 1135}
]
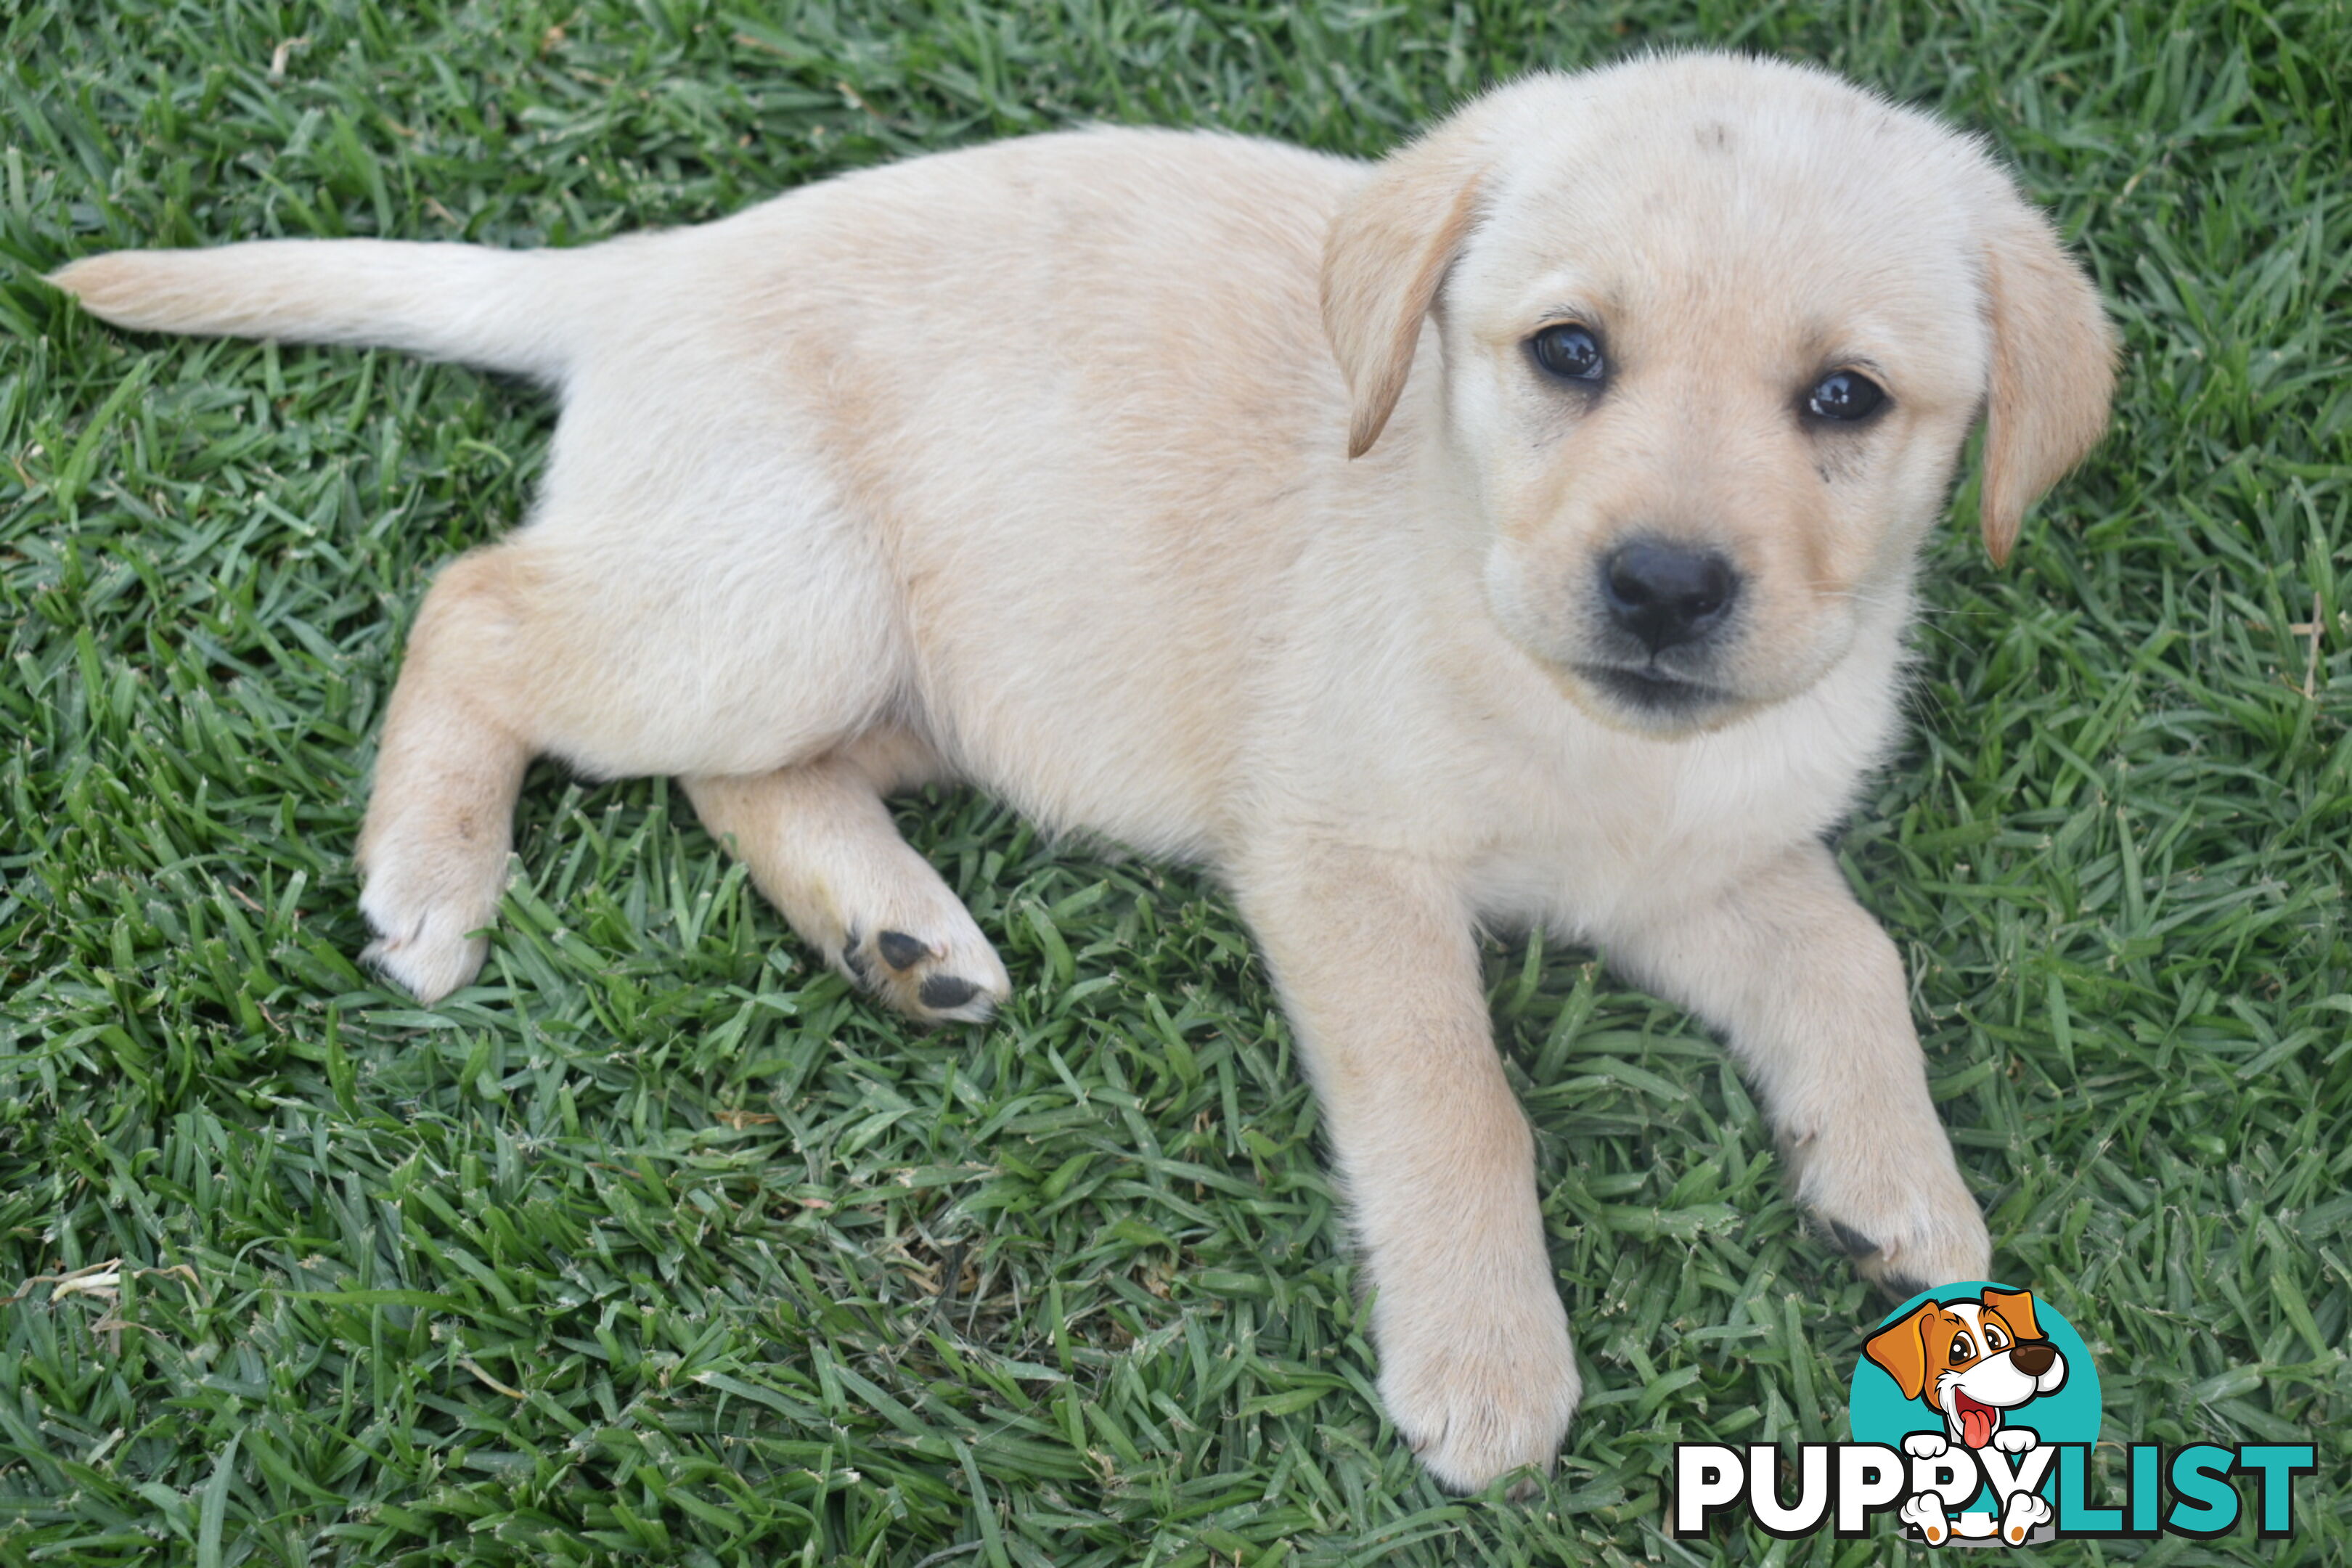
[
  {"left": 356, "top": 546, "right": 536, "bottom": 1003},
  {"left": 1607, "top": 840, "right": 1991, "bottom": 1297},
  {"left": 1236, "top": 845, "right": 1577, "bottom": 1493},
  {"left": 685, "top": 734, "right": 1010, "bottom": 1024}
]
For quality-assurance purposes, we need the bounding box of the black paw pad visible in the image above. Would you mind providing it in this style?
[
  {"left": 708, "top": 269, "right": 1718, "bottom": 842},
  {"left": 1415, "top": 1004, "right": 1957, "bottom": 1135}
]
[
  {"left": 876, "top": 930, "right": 928, "bottom": 971},
  {"left": 1828, "top": 1220, "right": 1879, "bottom": 1259},
  {"left": 918, "top": 974, "right": 980, "bottom": 1010}
]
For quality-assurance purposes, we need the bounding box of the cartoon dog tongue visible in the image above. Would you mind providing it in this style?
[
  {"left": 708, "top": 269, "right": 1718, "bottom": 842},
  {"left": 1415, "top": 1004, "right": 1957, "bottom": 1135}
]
[{"left": 1955, "top": 1392, "right": 2000, "bottom": 1448}]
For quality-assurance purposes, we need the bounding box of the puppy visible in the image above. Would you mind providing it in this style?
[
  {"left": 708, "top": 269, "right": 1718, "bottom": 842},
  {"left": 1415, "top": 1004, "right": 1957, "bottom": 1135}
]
[{"left": 47, "top": 52, "right": 2115, "bottom": 1491}]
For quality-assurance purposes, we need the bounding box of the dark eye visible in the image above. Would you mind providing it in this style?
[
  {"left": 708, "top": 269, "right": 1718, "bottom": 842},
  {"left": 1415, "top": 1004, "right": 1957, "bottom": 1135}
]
[
  {"left": 1951, "top": 1333, "right": 1975, "bottom": 1362},
  {"left": 1983, "top": 1326, "right": 2007, "bottom": 1349},
  {"left": 1806, "top": 369, "right": 1886, "bottom": 421},
  {"left": 1530, "top": 322, "right": 1605, "bottom": 383}
]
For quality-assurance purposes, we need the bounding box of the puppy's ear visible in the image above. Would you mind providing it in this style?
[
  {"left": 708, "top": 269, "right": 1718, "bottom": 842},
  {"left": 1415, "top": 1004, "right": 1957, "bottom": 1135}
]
[
  {"left": 1321, "top": 105, "right": 1500, "bottom": 459},
  {"left": 1974, "top": 181, "right": 2118, "bottom": 565},
  {"left": 1981, "top": 1287, "right": 2043, "bottom": 1343},
  {"left": 1863, "top": 1304, "right": 1939, "bottom": 1400}
]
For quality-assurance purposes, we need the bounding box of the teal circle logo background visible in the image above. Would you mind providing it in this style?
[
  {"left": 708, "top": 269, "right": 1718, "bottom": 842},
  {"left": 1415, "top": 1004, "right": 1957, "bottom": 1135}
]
[{"left": 1849, "top": 1281, "right": 2101, "bottom": 1477}]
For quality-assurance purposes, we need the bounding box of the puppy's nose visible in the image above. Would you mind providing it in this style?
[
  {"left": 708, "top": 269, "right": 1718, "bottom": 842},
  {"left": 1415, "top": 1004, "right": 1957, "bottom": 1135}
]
[
  {"left": 1602, "top": 541, "right": 1739, "bottom": 652},
  {"left": 2010, "top": 1342, "right": 2057, "bottom": 1377}
]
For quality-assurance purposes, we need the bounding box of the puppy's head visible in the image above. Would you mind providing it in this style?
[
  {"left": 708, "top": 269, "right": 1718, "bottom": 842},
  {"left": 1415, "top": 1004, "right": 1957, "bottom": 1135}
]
[
  {"left": 1323, "top": 54, "right": 2116, "bottom": 735},
  {"left": 1864, "top": 1287, "right": 2068, "bottom": 1447}
]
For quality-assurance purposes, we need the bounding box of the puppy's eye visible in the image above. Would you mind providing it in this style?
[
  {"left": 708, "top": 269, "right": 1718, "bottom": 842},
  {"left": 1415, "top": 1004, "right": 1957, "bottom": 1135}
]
[
  {"left": 1983, "top": 1326, "right": 2007, "bottom": 1349},
  {"left": 1529, "top": 323, "right": 1605, "bottom": 383},
  {"left": 1807, "top": 369, "right": 1886, "bottom": 421},
  {"left": 1951, "top": 1333, "right": 1975, "bottom": 1362}
]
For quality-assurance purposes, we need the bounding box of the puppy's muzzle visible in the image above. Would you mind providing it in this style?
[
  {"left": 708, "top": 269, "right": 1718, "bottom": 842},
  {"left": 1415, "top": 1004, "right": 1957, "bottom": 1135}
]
[{"left": 1572, "top": 539, "right": 1745, "bottom": 718}]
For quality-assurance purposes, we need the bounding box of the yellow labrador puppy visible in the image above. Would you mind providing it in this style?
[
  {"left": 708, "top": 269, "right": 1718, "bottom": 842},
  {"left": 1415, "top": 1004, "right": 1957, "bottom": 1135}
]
[{"left": 51, "top": 52, "right": 2112, "bottom": 1491}]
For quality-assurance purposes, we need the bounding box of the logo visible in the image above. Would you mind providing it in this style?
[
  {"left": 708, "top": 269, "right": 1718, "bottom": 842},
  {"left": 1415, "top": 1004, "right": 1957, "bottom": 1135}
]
[
  {"left": 1670, "top": 1282, "right": 2314, "bottom": 1545},
  {"left": 1850, "top": 1283, "right": 2097, "bottom": 1543}
]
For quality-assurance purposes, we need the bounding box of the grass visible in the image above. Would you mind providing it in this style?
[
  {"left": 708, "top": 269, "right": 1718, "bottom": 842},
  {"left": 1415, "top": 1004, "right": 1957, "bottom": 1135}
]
[{"left": 1, "top": 0, "right": 2348, "bottom": 1562}]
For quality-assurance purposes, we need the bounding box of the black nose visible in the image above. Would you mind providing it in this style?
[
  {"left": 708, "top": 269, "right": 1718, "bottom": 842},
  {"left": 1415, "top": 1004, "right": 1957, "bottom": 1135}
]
[
  {"left": 2010, "top": 1342, "right": 2057, "bottom": 1377},
  {"left": 1601, "top": 540, "right": 1740, "bottom": 652}
]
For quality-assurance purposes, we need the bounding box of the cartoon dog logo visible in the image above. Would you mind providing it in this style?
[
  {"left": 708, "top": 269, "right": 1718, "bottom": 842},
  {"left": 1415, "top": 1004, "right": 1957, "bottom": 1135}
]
[{"left": 1864, "top": 1286, "right": 2070, "bottom": 1545}]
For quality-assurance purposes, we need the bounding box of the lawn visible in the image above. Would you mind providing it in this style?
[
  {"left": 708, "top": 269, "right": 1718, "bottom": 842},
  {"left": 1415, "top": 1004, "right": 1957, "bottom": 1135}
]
[{"left": 2, "top": 0, "right": 2348, "bottom": 1563}]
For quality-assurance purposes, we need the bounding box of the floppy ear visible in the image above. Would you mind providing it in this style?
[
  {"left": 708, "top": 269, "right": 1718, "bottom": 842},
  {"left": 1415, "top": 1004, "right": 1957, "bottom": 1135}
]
[
  {"left": 1980, "top": 1287, "right": 2043, "bottom": 1343},
  {"left": 1320, "top": 107, "right": 1499, "bottom": 459},
  {"left": 1863, "top": 1304, "right": 1938, "bottom": 1400},
  {"left": 1975, "top": 185, "right": 2118, "bottom": 565}
]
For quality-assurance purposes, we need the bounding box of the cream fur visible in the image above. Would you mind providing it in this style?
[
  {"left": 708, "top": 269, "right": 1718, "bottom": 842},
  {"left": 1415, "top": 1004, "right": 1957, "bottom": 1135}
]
[{"left": 47, "top": 52, "right": 2115, "bottom": 1493}]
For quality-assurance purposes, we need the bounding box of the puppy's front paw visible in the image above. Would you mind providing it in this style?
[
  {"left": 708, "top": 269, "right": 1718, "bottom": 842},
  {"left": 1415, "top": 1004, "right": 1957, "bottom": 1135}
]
[
  {"left": 358, "top": 845, "right": 509, "bottom": 1004},
  {"left": 1376, "top": 1289, "right": 1580, "bottom": 1495},
  {"left": 1903, "top": 1432, "right": 1950, "bottom": 1459},
  {"left": 1991, "top": 1426, "right": 2038, "bottom": 1455},
  {"left": 1794, "top": 1126, "right": 1990, "bottom": 1298}
]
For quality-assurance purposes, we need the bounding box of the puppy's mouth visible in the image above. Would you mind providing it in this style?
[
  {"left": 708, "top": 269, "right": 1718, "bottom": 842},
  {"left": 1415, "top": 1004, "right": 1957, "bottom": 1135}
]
[
  {"left": 1951, "top": 1390, "right": 2002, "bottom": 1450},
  {"left": 1575, "top": 661, "right": 1734, "bottom": 718}
]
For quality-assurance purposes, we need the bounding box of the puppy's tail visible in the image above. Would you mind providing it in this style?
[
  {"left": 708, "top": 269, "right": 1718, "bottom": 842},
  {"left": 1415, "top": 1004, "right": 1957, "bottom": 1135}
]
[{"left": 46, "top": 240, "right": 586, "bottom": 382}]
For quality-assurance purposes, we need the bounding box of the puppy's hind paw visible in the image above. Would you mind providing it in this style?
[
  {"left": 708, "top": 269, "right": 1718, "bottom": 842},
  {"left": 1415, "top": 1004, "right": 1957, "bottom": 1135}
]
[
  {"left": 2000, "top": 1490, "right": 2053, "bottom": 1544},
  {"left": 1899, "top": 1493, "right": 1953, "bottom": 1546},
  {"left": 837, "top": 919, "right": 1011, "bottom": 1026}
]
